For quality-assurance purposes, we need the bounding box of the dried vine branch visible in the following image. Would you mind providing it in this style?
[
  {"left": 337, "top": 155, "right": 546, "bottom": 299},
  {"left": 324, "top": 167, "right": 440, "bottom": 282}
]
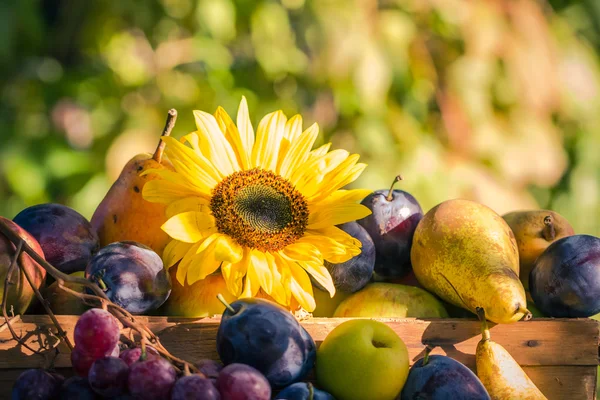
[{"left": 0, "top": 109, "right": 198, "bottom": 374}]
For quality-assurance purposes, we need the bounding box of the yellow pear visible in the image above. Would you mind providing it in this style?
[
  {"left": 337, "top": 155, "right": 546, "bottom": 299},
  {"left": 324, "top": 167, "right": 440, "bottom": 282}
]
[
  {"left": 91, "top": 110, "right": 177, "bottom": 256},
  {"left": 160, "top": 265, "right": 237, "bottom": 318},
  {"left": 476, "top": 308, "right": 547, "bottom": 400},
  {"left": 312, "top": 286, "right": 351, "bottom": 317},
  {"left": 411, "top": 199, "right": 530, "bottom": 324},
  {"left": 502, "top": 210, "right": 574, "bottom": 290}
]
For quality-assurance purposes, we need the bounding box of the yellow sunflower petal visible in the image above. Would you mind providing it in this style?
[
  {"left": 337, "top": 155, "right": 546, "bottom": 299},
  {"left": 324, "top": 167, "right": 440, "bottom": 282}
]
[
  {"left": 296, "top": 233, "right": 359, "bottom": 264},
  {"left": 307, "top": 202, "right": 372, "bottom": 230},
  {"left": 143, "top": 179, "right": 207, "bottom": 205},
  {"left": 264, "top": 252, "right": 287, "bottom": 305},
  {"left": 163, "top": 136, "right": 222, "bottom": 185},
  {"left": 241, "top": 257, "right": 261, "bottom": 298},
  {"left": 281, "top": 241, "right": 323, "bottom": 265},
  {"left": 194, "top": 110, "right": 240, "bottom": 175},
  {"left": 290, "top": 149, "right": 350, "bottom": 194},
  {"left": 214, "top": 234, "right": 244, "bottom": 264},
  {"left": 236, "top": 96, "right": 255, "bottom": 164},
  {"left": 278, "top": 123, "right": 319, "bottom": 179},
  {"left": 248, "top": 249, "right": 274, "bottom": 294},
  {"left": 251, "top": 110, "right": 287, "bottom": 171},
  {"left": 272, "top": 253, "right": 293, "bottom": 305},
  {"left": 166, "top": 197, "right": 210, "bottom": 219},
  {"left": 215, "top": 106, "right": 251, "bottom": 170},
  {"left": 287, "top": 261, "right": 316, "bottom": 312},
  {"left": 161, "top": 211, "right": 215, "bottom": 243},
  {"left": 284, "top": 114, "right": 304, "bottom": 142},
  {"left": 308, "top": 160, "right": 367, "bottom": 203},
  {"left": 185, "top": 233, "right": 223, "bottom": 285},
  {"left": 221, "top": 250, "right": 249, "bottom": 297},
  {"left": 176, "top": 241, "right": 202, "bottom": 285},
  {"left": 308, "top": 189, "right": 373, "bottom": 209},
  {"left": 162, "top": 239, "right": 194, "bottom": 269}
]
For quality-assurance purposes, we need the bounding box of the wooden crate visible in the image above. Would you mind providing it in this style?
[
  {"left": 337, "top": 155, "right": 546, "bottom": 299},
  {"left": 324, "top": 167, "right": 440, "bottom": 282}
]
[{"left": 0, "top": 316, "right": 597, "bottom": 399}]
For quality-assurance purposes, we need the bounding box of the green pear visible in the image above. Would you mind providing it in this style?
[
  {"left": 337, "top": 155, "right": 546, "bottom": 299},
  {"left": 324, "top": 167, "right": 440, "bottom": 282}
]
[{"left": 333, "top": 283, "right": 448, "bottom": 318}]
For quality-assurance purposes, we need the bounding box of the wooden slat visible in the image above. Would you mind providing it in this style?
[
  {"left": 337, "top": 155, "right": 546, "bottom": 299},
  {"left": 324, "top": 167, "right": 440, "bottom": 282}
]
[
  {"left": 0, "top": 316, "right": 596, "bottom": 399},
  {"left": 0, "top": 316, "right": 596, "bottom": 368}
]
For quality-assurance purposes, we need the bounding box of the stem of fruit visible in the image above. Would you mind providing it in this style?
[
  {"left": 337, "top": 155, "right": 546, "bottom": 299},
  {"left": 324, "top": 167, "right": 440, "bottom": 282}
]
[
  {"left": 519, "top": 306, "right": 533, "bottom": 321},
  {"left": 153, "top": 109, "right": 178, "bottom": 164},
  {"left": 307, "top": 382, "right": 314, "bottom": 400},
  {"left": 217, "top": 293, "right": 236, "bottom": 313},
  {"left": 476, "top": 307, "right": 490, "bottom": 341},
  {"left": 386, "top": 175, "right": 403, "bottom": 202},
  {"left": 542, "top": 215, "right": 555, "bottom": 241},
  {"left": 422, "top": 345, "right": 433, "bottom": 366}
]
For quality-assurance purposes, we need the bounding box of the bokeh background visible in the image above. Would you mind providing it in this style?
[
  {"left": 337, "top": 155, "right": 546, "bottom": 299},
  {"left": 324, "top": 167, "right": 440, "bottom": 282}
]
[{"left": 1, "top": 0, "right": 600, "bottom": 237}]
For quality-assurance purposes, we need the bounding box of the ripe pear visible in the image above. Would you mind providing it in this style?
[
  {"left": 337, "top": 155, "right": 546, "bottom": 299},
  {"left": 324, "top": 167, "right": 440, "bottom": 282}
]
[
  {"left": 502, "top": 210, "right": 574, "bottom": 290},
  {"left": 476, "top": 308, "right": 547, "bottom": 400},
  {"left": 91, "top": 110, "right": 177, "bottom": 256},
  {"left": 411, "top": 199, "right": 530, "bottom": 324}
]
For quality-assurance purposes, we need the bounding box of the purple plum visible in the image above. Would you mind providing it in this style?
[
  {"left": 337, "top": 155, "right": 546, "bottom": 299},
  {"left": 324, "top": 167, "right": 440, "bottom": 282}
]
[
  {"left": 85, "top": 241, "right": 171, "bottom": 314},
  {"left": 321, "top": 222, "right": 375, "bottom": 293},
  {"left": 13, "top": 203, "right": 99, "bottom": 273},
  {"left": 530, "top": 234, "right": 600, "bottom": 317},
  {"left": 275, "top": 382, "right": 336, "bottom": 400},
  {"left": 357, "top": 176, "right": 423, "bottom": 279},
  {"left": 217, "top": 298, "right": 316, "bottom": 388}
]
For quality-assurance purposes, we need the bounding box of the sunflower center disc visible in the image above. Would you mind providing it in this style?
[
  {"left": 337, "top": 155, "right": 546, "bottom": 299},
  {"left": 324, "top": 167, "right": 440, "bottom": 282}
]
[{"left": 210, "top": 168, "right": 309, "bottom": 252}]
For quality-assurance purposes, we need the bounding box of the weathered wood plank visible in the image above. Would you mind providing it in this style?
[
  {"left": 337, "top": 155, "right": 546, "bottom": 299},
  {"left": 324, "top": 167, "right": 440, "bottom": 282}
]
[{"left": 0, "top": 316, "right": 596, "bottom": 368}]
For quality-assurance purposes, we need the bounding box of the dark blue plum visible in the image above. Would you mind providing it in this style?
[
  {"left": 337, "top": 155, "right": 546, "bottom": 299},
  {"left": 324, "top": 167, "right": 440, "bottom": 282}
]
[
  {"left": 11, "top": 369, "right": 63, "bottom": 400},
  {"left": 530, "top": 234, "right": 600, "bottom": 317},
  {"left": 13, "top": 203, "right": 99, "bottom": 274},
  {"left": 401, "top": 355, "right": 490, "bottom": 400},
  {"left": 275, "top": 382, "right": 336, "bottom": 400},
  {"left": 357, "top": 176, "right": 423, "bottom": 279},
  {"left": 60, "top": 376, "right": 99, "bottom": 400},
  {"left": 318, "top": 222, "right": 375, "bottom": 293},
  {"left": 217, "top": 298, "right": 316, "bottom": 388},
  {"left": 171, "top": 375, "right": 221, "bottom": 400},
  {"left": 85, "top": 241, "right": 171, "bottom": 314}
]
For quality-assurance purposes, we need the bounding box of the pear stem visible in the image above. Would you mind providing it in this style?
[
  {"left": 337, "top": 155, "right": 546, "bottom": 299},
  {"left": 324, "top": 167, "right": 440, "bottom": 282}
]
[
  {"left": 542, "top": 215, "right": 556, "bottom": 241},
  {"left": 520, "top": 307, "right": 533, "bottom": 321},
  {"left": 422, "top": 345, "right": 433, "bottom": 366},
  {"left": 153, "top": 109, "right": 178, "bottom": 164},
  {"left": 476, "top": 307, "right": 491, "bottom": 341},
  {"left": 386, "top": 175, "right": 403, "bottom": 201},
  {"left": 307, "top": 382, "right": 314, "bottom": 400},
  {"left": 217, "top": 293, "right": 236, "bottom": 313}
]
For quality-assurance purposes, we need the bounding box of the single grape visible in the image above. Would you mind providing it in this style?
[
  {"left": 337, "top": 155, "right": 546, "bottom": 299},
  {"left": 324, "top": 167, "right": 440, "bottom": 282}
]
[
  {"left": 195, "top": 359, "right": 223, "bottom": 379},
  {"left": 171, "top": 375, "right": 221, "bottom": 400},
  {"left": 128, "top": 357, "right": 177, "bottom": 400},
  {"left": 88, "top": 356, "right": 129, "bottom": 397},
  {"left": 74, "top": 308, "right": 121, "bottom": 358},
  {"left": 11, "top": 369, "right": 63, "bottom": 400},
  {"left": 60, "top": 376, "right": 98, "bottom": 400},
  {"left": 216, "top": 363, "right": 271, "bottom": 400},
  {"left": 119, "top": 345, "right": 159, "bottom": 366}
]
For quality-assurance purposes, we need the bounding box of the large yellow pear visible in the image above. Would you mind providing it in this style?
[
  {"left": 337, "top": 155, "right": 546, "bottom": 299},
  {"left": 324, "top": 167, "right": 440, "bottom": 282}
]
[
  {"left": 411, "top": 199, "right": 529, "bottom": 324},
  {"left": 91, "top": 111, "right": 177, "bottom": 256},
  {"left": 476, "top": 309, "right": 547, "bottom": 399}
]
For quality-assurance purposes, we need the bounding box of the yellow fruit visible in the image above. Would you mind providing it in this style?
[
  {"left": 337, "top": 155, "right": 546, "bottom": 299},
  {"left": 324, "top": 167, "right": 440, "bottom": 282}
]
[
  {"left": 160, "top": 266, "right": 237, "bottom": 318},
  {"left": 411, "top": 199, "right": 529, "bottom": 324},
  {"left": 476, "top": 309, "right": 547, "bottom": 399},
  {"left": 502, "top": 210, "right": 574, "bottom": 290},
  {"left": 312, "top": 286, "right": 351, "bottom": 318},
  {"left": 333, "top": 283, "right": 448, "bottom": 318},
  {"left": 91, "top": 112, "right": 177, "bottom": 256}
]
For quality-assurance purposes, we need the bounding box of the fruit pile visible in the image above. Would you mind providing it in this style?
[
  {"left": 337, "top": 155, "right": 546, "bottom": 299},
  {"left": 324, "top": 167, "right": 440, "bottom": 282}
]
[{"left": 1, "top": 108, "right": 599, "bottom": 399}]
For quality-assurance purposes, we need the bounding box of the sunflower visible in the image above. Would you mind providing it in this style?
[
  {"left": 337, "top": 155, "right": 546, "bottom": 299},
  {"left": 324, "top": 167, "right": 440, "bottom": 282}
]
[{"left": 142, "top": 97, "right": 371, "bottom": 312}]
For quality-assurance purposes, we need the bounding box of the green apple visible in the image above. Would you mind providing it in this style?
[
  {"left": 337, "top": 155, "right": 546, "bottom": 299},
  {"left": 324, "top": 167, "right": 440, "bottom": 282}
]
[
  {"left": 333, "top": 283, "right": 448, "bottom": 318},
  {"left": 316, "top": 319, "right": 409, "bottom": 400},
  {"left": 312, "top": 286, "right": 351, "bottom": 317}
]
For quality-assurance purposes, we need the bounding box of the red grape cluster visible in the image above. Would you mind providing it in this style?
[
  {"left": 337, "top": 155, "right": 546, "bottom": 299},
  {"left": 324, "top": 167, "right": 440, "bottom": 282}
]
[{"left": 11, "top": 308, "right": 272, "bottom": 400}]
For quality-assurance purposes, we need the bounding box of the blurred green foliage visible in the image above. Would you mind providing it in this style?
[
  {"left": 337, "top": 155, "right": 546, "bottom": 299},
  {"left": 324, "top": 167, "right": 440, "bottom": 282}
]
[{"left": 1, "top": 0, "right": 600, "bottom": 238}]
